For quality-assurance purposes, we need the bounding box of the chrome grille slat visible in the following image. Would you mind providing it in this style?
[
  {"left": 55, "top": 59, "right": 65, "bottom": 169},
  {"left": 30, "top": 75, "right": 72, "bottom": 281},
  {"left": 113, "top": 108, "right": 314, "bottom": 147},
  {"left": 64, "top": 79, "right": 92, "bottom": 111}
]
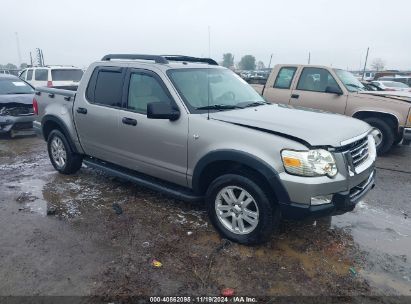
[
  {"left": 340, "top": 135, "right": 369, "bottom": 168},
  {"left": 352, "top": 147, "right": 369, "bottom": 159},
  {"left": 350, "top": 140, "right": 368, "bottom": 155},
  {"left": 353, "top": 151, "right": 369, "bottom": 165}
]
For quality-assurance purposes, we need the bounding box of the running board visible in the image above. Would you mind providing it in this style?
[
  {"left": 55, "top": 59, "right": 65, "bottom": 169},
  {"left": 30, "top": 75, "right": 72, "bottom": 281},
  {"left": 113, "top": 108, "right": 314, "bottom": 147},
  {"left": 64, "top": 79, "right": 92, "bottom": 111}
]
[{"left": 83, "top": 158, "right": 203, "bottom": 203}]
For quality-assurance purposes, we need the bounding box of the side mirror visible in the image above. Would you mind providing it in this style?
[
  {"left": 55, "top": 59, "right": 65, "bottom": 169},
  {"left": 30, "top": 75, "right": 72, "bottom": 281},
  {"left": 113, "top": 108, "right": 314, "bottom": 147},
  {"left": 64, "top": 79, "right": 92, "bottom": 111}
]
[
  {"left": 147, "top": 102, "right": 180, "bottom": 121},
  {"left": 325, "top": 85, "right": 343, "bottom": 95}
]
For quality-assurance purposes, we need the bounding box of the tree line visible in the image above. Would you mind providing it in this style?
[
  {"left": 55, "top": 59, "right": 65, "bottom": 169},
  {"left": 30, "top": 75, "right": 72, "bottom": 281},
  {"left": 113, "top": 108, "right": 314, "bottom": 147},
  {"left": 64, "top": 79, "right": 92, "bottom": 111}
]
[
  {"left": 0, "top": 63, "right": 28, "bottom": 70},
  {"left": 221, "top": 53, "right": 266, "bottom": 70}
]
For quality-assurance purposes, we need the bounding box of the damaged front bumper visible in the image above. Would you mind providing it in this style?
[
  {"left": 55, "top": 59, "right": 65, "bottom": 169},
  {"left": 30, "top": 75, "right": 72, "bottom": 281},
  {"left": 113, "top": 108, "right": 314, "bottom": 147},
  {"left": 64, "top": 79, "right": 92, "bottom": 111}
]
[{"left": 0, "top": 114, "right": 35, "bottom": 134}]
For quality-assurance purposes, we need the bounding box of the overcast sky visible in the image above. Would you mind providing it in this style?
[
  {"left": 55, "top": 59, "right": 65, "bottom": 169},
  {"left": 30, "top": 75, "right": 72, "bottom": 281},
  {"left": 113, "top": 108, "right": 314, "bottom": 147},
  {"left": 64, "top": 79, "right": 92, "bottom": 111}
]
[{"left": 1, "top": 0, "right": 410, "bottom": 70}]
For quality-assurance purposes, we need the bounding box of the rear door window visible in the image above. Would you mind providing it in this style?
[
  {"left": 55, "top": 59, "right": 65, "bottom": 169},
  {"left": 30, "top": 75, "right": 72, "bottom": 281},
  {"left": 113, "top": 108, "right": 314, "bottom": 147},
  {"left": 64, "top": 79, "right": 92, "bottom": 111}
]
[
  {"left": 86, "top": 67, "right": 125, "bottom": 107},
  {"left": 35, "top": 69, "right": 48, "bottom": 81},
  {"left": 27, "top": 69, "right": 33, "bottom": 81},
  {"left": 51, "top": 69, "right": 83, "bottom": 81},
  {"left": 273, "top": 67, "right": 297, "bottom": 89}
]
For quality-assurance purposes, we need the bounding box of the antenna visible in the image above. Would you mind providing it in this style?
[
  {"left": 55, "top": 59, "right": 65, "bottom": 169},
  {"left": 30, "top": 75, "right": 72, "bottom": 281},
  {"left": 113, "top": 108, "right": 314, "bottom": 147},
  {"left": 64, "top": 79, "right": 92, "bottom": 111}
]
[
  {"left": 207, "top": 26, "right": 211, "bottom": 120},
  {"left": 208, "top": 26, "right": 211, "bottom": 57},
  {"left": 308, "top": 52, "right": 311, "bottom": 64},
  {"left": 362, "top": 47, "right": 369, "bottom": 81}
]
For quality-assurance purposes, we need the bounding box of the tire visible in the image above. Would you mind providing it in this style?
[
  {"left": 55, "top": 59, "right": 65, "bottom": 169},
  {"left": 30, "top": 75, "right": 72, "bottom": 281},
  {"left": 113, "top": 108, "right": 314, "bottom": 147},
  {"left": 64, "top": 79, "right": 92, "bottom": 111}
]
[
  {"left": 393, "top": 135, "right": 402, "bottom": 146},
  {"left": 363, "top": 117, "right": 394, "bottom": 155},
  {"left": 47, "top": 129, "right": 83, "bottom": 174},
  {"left": 7, "top": 130, "right": 15, "bottom": 139},
  {"left": 206, "top": 174, "right": 280, "bottom": 245}
]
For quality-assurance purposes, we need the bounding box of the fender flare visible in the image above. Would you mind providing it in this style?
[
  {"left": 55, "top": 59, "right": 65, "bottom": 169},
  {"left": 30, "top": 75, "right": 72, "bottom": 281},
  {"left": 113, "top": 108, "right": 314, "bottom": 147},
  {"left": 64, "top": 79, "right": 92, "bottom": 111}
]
[
  {"left": 192, "top": 150, "right": 290, "bottom": 203},
  {"left": 352, "top": 110, "right": 400, "bottom": 129},
  {"left": 41, "top": 115, "right": 79, "bottom": 154}
]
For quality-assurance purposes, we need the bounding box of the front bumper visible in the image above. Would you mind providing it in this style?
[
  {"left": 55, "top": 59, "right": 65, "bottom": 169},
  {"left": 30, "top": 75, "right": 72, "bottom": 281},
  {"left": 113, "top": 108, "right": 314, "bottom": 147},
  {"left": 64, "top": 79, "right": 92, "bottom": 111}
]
[
  {"left": 0, "top": 114, "right": 34, "bottom": 134},
  {"left": 279, "top": 169, "right": 375, "bottom": 220}
]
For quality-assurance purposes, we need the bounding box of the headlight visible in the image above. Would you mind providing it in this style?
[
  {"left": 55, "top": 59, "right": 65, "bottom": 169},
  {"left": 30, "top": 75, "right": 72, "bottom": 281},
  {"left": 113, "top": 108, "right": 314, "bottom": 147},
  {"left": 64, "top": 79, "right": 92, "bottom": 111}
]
[{"left": 281, "top": 149, "right": 338, "bottom": 177}]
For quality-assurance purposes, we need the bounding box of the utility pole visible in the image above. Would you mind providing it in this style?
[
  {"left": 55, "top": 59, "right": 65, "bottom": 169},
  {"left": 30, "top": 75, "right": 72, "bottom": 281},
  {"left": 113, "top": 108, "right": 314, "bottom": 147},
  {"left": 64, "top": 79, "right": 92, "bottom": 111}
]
[
  {"left": 30, "top": 52, "right": 33, "bottom": 66},
  {"left": 267, "top": 53, "right": 273, "bottom": 68},
  {"left": 15, "top": 32, "right": 22, "bottom": 67},
  {"left": 308, "top": 52, "right": 311, "bottom": 64},
  {"left": 362, "top": 47, "right": 369, "bottom": 81},
  {"left": 40, "top": 49, "right": 45, "bottom": 66}
]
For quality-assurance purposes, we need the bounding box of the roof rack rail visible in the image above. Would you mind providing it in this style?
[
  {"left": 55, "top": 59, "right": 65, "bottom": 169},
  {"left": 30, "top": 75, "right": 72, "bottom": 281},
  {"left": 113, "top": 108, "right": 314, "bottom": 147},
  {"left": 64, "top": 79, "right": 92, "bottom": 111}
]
[
  {"left": 101, "top": 54, "right": 219, "bottom": 66},
  {"left": 162, "top": 55, "right": 218, "bottom": 66},
  {"left": 101, "top": 54, "right": 169, "bottom": 64}
]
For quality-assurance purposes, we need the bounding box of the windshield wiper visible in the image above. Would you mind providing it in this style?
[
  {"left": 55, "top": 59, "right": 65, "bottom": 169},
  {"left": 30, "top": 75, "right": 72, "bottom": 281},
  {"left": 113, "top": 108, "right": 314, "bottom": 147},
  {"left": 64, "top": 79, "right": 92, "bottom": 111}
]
[
  {"left": 237, "top": 101, "right": 269, "bottom": 108},
  {"left": 196, "top": 104, "right": 243, "bottom": 110},
  {"left": 6, "top": 92, "right": 30, "bottom": 95}
]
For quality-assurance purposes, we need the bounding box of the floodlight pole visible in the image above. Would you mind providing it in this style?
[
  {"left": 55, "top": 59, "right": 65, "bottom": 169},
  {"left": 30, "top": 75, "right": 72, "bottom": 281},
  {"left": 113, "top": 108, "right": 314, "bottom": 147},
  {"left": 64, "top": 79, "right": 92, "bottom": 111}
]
[{"left": 362, "top": 47, "right": 369, "bottom": 81}]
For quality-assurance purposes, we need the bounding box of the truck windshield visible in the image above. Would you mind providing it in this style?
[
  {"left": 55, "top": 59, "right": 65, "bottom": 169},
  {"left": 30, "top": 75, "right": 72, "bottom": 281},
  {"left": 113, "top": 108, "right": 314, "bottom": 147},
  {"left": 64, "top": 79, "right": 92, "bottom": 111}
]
[
  {"left": 167, "top": 68, "right": 265, "bottom": 113},
  {"left": 51, "top": 69, "right": 83, "bottom": 81},
  {"left": 0, "top": 79, "right": 34, "bottom": 95},
  {"left": 334, "top": 69, "right": 366, "bottom": 92}
]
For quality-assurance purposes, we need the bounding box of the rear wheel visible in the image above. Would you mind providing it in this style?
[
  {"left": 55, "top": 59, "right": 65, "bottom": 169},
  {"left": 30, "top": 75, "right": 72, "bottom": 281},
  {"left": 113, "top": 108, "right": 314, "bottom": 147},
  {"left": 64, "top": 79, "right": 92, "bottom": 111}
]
[
  {"left": 363, "top": 117, "right": 394, "bottom": 155},
  {"left": 47, "top": 129, "right": 83, "bottom": 174},
  {"left": 206, "top": 174, "right": 280, "bottom": 245}
]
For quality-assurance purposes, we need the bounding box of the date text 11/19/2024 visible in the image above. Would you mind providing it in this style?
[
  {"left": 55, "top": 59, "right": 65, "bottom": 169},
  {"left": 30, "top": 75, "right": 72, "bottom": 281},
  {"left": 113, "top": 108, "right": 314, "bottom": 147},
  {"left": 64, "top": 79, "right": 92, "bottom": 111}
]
[{"left": 149, "top": 296, "right": 258, "bottom": 303}]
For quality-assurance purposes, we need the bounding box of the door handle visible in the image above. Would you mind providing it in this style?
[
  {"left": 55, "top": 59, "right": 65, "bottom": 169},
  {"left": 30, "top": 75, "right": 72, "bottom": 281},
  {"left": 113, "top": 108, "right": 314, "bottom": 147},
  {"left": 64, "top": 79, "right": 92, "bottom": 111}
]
[
  {"left": 76, "top": 107, "right": 87, "bottom": 114},
  {"left": 291, "top": 94, "right": 299, "bottom": 99},
  {"left": 122, "top": 117, "right": 137, "bottom": 126}
]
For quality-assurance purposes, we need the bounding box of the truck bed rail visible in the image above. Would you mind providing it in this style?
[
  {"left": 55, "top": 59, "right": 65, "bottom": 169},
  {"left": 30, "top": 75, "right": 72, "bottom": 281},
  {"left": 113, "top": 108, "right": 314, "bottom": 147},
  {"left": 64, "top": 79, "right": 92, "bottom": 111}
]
[{"left": 35, "top": 87, "right": 76, "bottom": 99}]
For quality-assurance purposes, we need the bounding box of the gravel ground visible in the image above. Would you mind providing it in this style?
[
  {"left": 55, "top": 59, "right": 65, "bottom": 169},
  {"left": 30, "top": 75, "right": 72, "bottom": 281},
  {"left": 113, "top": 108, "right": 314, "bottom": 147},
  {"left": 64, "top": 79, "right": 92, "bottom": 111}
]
[{"left": 0, "top": 135, "right": 410, "bottom": 302}]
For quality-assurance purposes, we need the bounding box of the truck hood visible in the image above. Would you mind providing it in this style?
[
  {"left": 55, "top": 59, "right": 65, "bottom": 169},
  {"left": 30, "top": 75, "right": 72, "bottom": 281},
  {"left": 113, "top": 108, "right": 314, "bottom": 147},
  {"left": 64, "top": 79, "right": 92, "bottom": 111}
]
[
  {"left": 358, "top": 91, "right": 411, "bottom": 103},
  {"left": 210, "top": 104, "right": 371, "bottom": 147}
]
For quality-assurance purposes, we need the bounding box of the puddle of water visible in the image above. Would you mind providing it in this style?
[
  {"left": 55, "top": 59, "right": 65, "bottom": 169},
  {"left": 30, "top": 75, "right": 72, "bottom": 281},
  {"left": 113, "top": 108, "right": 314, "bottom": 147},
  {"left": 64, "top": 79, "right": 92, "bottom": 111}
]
[
  {"left": 3, "top": 171, "right": 53, "bottom": 216},
  {"left": 334, "top": 201, "right": 411, "bottom": 260},
  {"left": 333, "top": 200, "right": 411, "bottom": 295}
]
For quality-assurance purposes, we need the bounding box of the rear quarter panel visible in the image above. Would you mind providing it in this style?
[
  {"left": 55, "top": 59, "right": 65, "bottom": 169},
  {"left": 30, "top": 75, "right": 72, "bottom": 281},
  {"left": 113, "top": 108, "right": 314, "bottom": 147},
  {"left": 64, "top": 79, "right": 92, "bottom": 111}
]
[{"left": 35, "top": 90, "right": 83, "bottom": 152}]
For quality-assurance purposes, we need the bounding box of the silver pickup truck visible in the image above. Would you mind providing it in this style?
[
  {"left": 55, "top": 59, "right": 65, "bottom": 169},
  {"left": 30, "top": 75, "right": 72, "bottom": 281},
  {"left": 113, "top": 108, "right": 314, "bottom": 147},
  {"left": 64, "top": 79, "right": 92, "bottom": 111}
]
[{"left": 33, "top": 54, "right": 377, "bottom": 244}]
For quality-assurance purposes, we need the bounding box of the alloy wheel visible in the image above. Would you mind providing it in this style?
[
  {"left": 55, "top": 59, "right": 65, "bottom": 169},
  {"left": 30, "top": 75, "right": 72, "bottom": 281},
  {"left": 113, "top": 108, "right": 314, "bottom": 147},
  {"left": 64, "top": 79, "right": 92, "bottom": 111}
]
[{"left": 215, "top": 186, "right": 259, "bottom": 235}]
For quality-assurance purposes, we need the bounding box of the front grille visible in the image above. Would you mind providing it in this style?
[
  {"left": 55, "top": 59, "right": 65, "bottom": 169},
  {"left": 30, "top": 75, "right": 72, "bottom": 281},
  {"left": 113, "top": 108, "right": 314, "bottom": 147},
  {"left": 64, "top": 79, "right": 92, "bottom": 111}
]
[
  {"left": 13, "top": 122, "right": 33, "bottom": 130},
  {"left": 338, "top": 136, "right": 369, "bottom": 168},
  {"left": 349, "top": 137, "right": 369, "bottom": 167},
  {"left": 0, "top": 106, "right": 33, "bottom": 116}
]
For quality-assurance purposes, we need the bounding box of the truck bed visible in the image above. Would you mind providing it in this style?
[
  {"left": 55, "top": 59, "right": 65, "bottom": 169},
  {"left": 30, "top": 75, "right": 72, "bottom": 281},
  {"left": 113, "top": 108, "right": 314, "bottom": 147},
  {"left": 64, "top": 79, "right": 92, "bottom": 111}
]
[{"left": 250, "top": 83, "right": 265, "bottom": 95}]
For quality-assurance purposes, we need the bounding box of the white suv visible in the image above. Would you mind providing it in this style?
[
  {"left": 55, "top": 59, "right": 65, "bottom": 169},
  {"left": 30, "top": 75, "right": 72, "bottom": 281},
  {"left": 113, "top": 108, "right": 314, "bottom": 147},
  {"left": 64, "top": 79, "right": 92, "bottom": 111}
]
[{"left": 19, "top": 66, "right": 83, "bottom": 89}]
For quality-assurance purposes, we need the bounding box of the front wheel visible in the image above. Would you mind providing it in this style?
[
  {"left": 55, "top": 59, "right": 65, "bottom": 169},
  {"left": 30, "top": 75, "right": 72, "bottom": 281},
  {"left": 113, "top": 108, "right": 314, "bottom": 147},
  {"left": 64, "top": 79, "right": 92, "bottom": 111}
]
[
  {"left": 47, "top": 129, "right": 83, "bottom": 174},
  {"left": 363, "top": 117, "right": 394, "bottom": 155},
  {"left": 206, "top": 174, "right": 280, "bottom": 245}
]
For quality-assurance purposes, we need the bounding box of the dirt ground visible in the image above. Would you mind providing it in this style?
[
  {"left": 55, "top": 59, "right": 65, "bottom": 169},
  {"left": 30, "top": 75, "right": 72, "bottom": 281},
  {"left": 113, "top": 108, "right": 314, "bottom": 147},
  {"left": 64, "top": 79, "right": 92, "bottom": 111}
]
[{"left": 0, "top": 135, "right": 410, "bottom": 302}]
